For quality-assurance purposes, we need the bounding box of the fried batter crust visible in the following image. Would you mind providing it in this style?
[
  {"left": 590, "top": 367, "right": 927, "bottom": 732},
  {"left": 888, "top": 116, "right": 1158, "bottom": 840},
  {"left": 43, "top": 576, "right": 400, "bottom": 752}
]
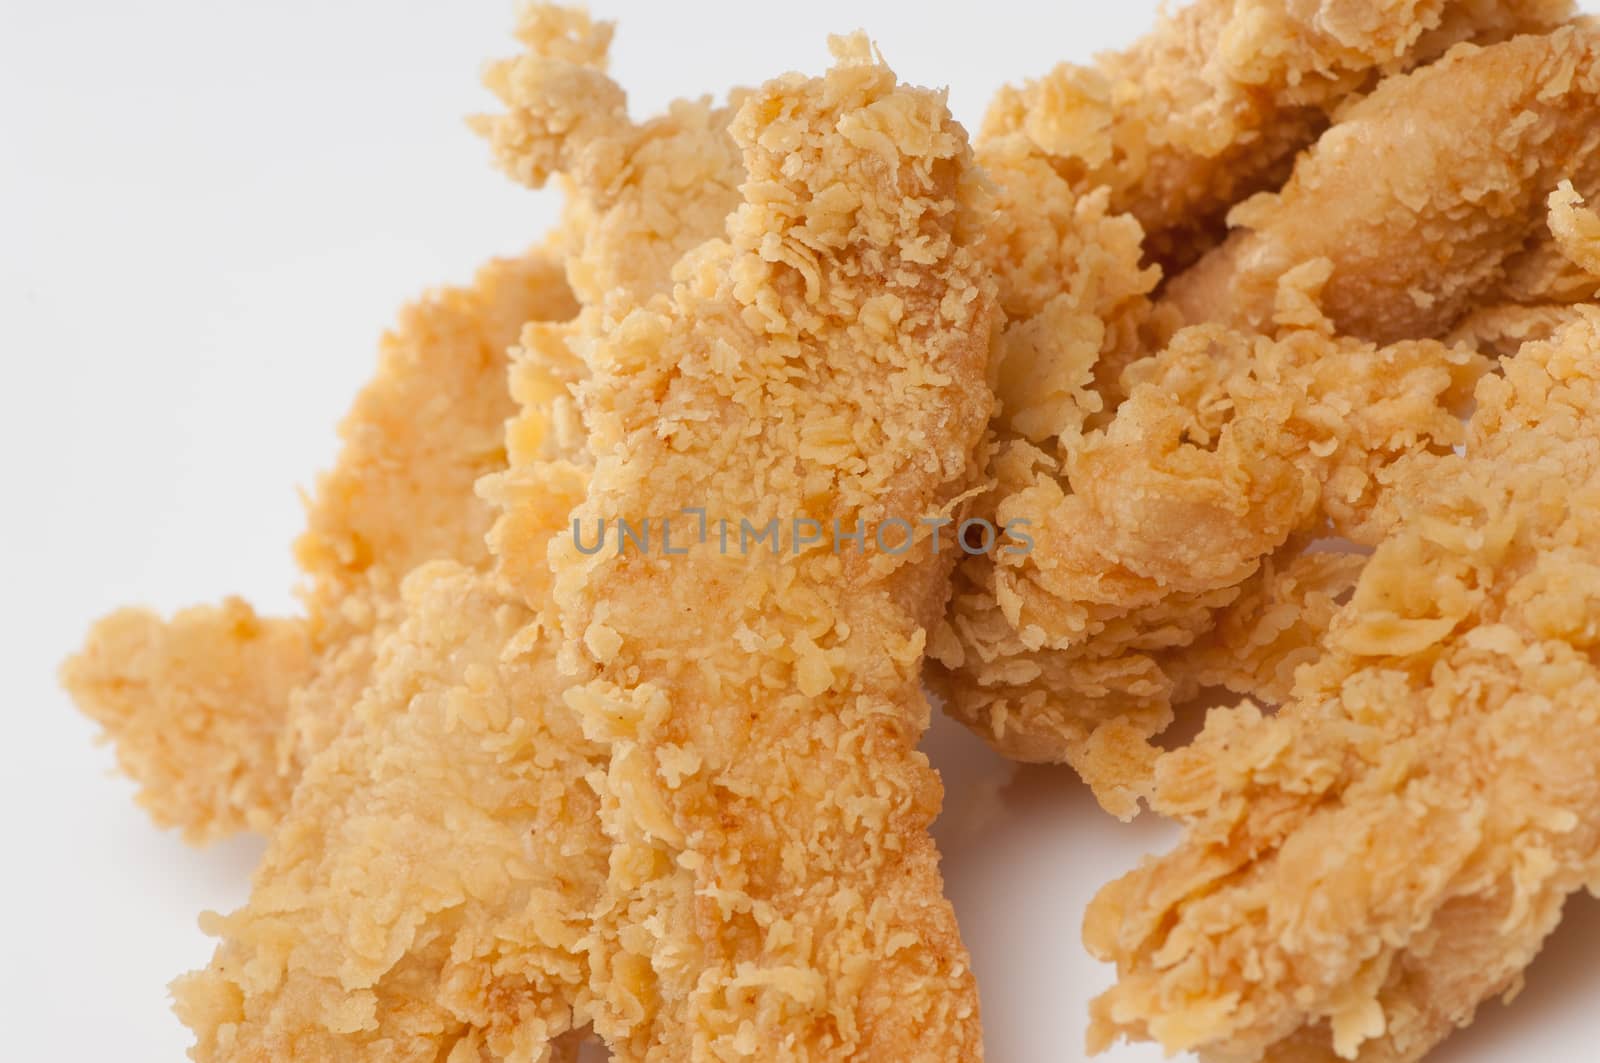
[
  {"left": 175, "top": 561, "right": 607, "bottom": 1063},
  {"left": 983, "top": 0, "right": 1570, "bottom": 269},
  {"left": 536, "top": 41, "right": 996, "bottom": 1061},
  {"left": 933, "top": 325, "right": 1480, "bottom": 816},
  {"left": 173, "top": 9, "right": 767, "bottom": 1057},
  {"left": 472, "top": 4, "right": 746, "bottom": 613},
  {"left": 1165, "top": 25, "right": 1600, "bottom": 343},
  {"left": 1087, "top": 308, "right": 1600, "bottom": 1063},
  {"left": 62, "top": 252, "right": 574, "bottom": 841}
]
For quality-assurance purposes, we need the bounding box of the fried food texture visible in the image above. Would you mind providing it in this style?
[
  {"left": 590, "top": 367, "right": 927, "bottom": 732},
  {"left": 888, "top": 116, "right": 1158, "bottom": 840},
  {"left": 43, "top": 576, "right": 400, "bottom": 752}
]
[
  {"left": 1086, "top": 309, "right": 1600, "bottom": 1063},
  {"left": 1164, "top": 25, "right": 1600, "bottom": 342},
  {"left": 61, "top": 252, "right": 575, "bottom": 841},
  {"left": 933, "top": 322, "right": 1481, "bottom": 815},
  {"left": 174, "top": 560, "right": 608, "bottom": 1063},
  {"left": 61, "top": 5, "right": 1600, "bottom": 1063},
  {"left": 982, "top": 0, "right": 1572, "bottom": 270},
  {"left": 471, "top": 3, "right": 747, "bottom": 610},
  {"left": 536, "top": 39, "right": 996, "bottom": 1061}
]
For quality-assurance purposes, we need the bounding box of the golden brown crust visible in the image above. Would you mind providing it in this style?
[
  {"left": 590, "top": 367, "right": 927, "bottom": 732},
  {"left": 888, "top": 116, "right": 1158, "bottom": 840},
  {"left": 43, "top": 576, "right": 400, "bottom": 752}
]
[
  {"left": 62, "top": 252, "right": 574, "bottom": 842},
  {"left": 472, "top": 5, "right": 747, "bottom": 614},
  {"left": 932, "top": 6, "right": 1577, "bottom": 814},
  {"left": 933, "top": 324, "right": 1480, "bottom": 815},
  {"left": 281, "top": 252, "right": 576, "bottom": 770},
  {"left": 61, "top": 600, "right": 314, "bottom": 840},
  {"left": 532, "top": 40, "right": 995, "bottom": 1061},
  {"left": 1087, "top": 309, "right": 1600, "bottom": 1062},
  {"left": 1164, "top": 25, "right": 1600, "bottom": 342},
  {"left": 983, "top": 0, "right": 1571, "bottom": 270},
  {"left": 174, "top": 562, "right": 607, "bottom": 1063}
]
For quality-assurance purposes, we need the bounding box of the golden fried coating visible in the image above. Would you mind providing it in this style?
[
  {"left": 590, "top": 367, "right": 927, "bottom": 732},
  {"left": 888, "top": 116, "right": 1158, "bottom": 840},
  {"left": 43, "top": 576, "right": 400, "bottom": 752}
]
[
  {"left": 281, "top": 252, "right": 575, "bottom": 766},
  {"left": 62, "top": 0, "right": 748, "bottom": 843},
  {"left": 931, "top": 7, "right": 1577, "bottom": 817},
  {"left": 1548, "top": 178, "right": 1600, "bottom": 278},
  {"left": 61, "top": 599, "right": 314, "bottom": 839},
  {"left": 976, "top": 133, "right": 1162, "bottom": 439},
  {"left": 1442, "top": 181, "right": 1600, "bottom": 354},
  {"left": 982, "top": 0, "right": 1570, "bottom": 269},
  {"left": 532, "top": 41, "right": 996, "bottom": 1060},
  {"left": 1160, "top": 547, "right": 1368, "bottom": 718},
  {"left": 62, "top": 252, "right": 574, "bottom": 841},
  {"left": 1493, "top": 213, "right": 1600, "bottom": 308},
  {"left": 69, "top": 4, "right": 1600, "bottom": 1061},
  {"left": 932, "top": 325, "right": 1481, "bottom": 816},
  {"left": 175, "top": 561, "right": 607, "bottom": 1063},
  {"left": 1165, "top": 24, "right": 1600, "bottom": 343},
  {"left": 474, "top": 6, "right": 744, "bottom": 312},
  {"left": 1087, "top": 308, "right": 1600, "bottom": 1063},
  {"left": 472, "top": 4, "right": 746, "bottom": 611},
  {"left": 170, "top": 10, "right": 762, "bottom": 1055},
  {"left": 1445, "top": 301, "right": 1589, "bottom": 357}
]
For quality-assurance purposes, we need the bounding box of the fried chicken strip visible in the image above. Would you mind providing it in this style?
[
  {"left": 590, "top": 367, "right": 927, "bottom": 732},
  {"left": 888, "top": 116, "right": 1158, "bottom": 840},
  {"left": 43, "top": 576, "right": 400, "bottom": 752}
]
[
  {"left": 976, "top": 133, "right": 1162, "bottom": 445},
  {"left": 536, "top": 41, "right": 996, "bottom": 1059},
  {"left": 173, "top": 10, "right": 819, "bottom": 1060},
  {"left": 61, "top": 2, "right": 746, "bottom": 844},
  {"left": 61, "top": 251, "right": 574, "bottom": 841},
  {"left": 472, "top": 3, "right": 746, "bottom": 613},
  {"left": 929, "top": 6, "right": 1569, "bottom": 806},
  {"left": 1087, "top": 307, "right": 1600, "bottom": 1063},
  {"left": 175, "top": 560, "right": 608, "bottom": 1063},
  {"left": 1164, "top": 24, "right": 1600, "bottom": 343},
  {"left": 473, "top": 6, "right": 744, "bottom": 313},
  {"left": 1443, "top": 183, "right": 1600, "bottom": 354},
  {"left": 983, "top": 0, "right": 1570, "bottom": 270},
  {"left": 932, "top": 324, "right": 1480, "bottom": 816}
]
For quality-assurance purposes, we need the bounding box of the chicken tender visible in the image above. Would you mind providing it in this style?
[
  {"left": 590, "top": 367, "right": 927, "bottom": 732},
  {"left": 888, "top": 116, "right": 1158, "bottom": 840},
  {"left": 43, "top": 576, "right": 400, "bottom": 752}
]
[
  {"left": 1164, "top": 25, "right": 1600, "bottom": 343},
  {"left": 983, "top": 0, "right": 1570, "bottom": 269},
  {"left": 175, "top": 560, "right": 608, "bottom": 1063},
  {"left": 472, "top": 3, "right": 746, "bottom": 611},
  {"left": 537, "top": 41, "right": 996, "bottom": 1060},
  {"left": 976, "top": 133, "right": 1162, "bottom": 441},
  {"left": 62, "top": 252, "right": 574, "bottom": 841},
  {"left": 63, "top": 2, "right": 745, "bottom": 844},
  {"left": 933, "top": 325, "right": 1480, "bottom": 816},
  {"left": 1087, "top": 308, "right": 1600, "bottom": 1063}
]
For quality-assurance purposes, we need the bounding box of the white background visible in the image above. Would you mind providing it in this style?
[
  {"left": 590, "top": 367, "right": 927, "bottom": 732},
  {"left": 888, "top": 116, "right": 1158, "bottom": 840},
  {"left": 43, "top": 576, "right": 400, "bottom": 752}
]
[{"left": 4, "top": 2, "right": 1599, "bottom": 1060}]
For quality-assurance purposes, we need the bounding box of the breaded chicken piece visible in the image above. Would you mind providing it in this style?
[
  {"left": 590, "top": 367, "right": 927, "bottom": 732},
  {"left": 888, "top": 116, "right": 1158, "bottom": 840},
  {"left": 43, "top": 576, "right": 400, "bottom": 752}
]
[
  {"left": 175, "top": 560, "right": 608, "bottom": 1063},
  {"left": 1086, "top": 307, "right": 1600, "bottom": 1063},
  {"left": 471, "top": 4, "right": 746, "bottom": 612},
  {"left": 532, "top": 40, "right": 996, "bottom": 1060},
  {"left": 1446, "top": 300, "right": 1589, "bottom": 357},
  {"left": 932, "top": 325, "right": 1480, "bottom": 816},
  {"left": 982, "top": 0, "right": 1570, "bottom": 270},
  {"left": 62, "top": 252, "right": 574, "bottom": 841},
  {"left": 172, "top": 11, "right": 755, "bottom": 1054},
  {"left": 62, "top": 3, "right": 744, "bottom": 844},
  {"left": 60, "top": 600, "right": 315, "bottom": 840},
  {"left": 930, "top": 7, "right": 1568, "bottom": 807},
  {"left": 1165, "top": 24, "right": 1600, "bottom": 343},
  {"left": 473, "top": 5, "right": 744, "bottom": 313},
  {"left": 976, "top": 133, "right": 1163, "bottom": 441},
  {"left": 281, "top": 251, "right": 576, "bottom": 766},
  {"left": 1444, "top": 183, "right": 1600, "bottom": 354}
]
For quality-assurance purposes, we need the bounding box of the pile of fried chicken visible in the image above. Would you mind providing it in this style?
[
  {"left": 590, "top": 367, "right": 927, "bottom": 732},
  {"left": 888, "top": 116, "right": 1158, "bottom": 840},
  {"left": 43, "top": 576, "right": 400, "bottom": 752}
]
[{"left": 62, "top": 2, "right": 1600, "bottom": 1060}]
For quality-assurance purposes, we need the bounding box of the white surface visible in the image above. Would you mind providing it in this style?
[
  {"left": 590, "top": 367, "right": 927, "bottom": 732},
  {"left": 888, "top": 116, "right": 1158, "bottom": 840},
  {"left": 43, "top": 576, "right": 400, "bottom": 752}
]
[{"left": 3, "top": 2, "right": 1599, "bottom": 1060}]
